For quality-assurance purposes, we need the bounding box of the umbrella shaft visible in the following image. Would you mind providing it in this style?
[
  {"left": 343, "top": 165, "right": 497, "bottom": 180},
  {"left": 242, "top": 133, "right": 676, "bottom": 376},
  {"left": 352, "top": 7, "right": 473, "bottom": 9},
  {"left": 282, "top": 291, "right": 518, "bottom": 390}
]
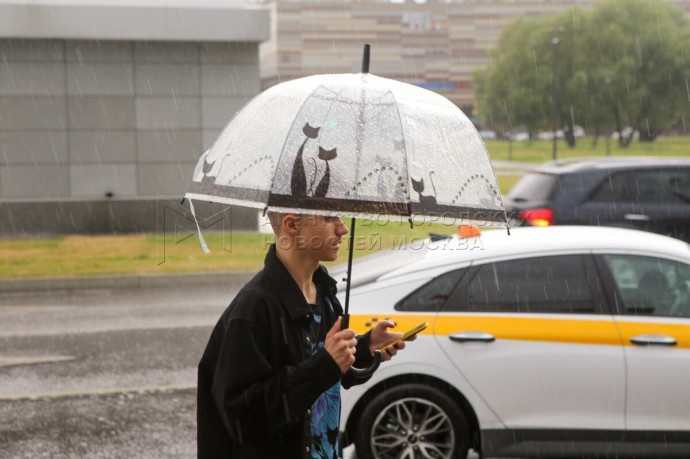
[
  {"left": 343, "top": 216, "right": 356, "bottom": 329},
  {"left": 361, "top": 44, "right": 370, "bottom": 73}
]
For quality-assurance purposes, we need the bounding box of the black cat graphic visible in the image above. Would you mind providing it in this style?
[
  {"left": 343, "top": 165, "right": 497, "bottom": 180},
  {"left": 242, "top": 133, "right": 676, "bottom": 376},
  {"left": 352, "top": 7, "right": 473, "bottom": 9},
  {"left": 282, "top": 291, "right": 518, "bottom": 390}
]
[
  {"left": 312, "top": 147, "right": 337, "bottom": 198},
  {"left": 200, "top": 158, "right": 216, "bottom": 185},
  {"left": 411, "top": 172, "right": 437, "bottom": 209},
  {"left": 291, "top": 123, "right": 337, "bottom": 198},
  {"left": 291, "top": 123, "right": 320, "bottom": 197}
]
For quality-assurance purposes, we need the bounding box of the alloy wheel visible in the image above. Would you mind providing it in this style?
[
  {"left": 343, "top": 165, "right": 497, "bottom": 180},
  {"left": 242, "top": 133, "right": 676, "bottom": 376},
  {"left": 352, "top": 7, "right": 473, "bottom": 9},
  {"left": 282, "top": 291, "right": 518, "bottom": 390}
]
[{"left": 369, "top": 396, "right": 455, "bottom": 459}]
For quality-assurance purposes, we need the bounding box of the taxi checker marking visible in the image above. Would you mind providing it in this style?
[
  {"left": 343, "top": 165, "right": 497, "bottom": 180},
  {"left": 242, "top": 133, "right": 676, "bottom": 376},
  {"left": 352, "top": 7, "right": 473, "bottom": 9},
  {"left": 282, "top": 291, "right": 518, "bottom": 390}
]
[{"left": 350, "top": 315, "right": 690, "bottom": 349}]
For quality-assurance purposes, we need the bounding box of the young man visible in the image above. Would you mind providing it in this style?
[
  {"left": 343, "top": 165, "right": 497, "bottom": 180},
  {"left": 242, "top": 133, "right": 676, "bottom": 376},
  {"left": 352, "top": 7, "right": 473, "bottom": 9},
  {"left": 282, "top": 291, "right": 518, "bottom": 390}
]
[{"left": 197, "top": 213, "right": 408, "bottom": 458}]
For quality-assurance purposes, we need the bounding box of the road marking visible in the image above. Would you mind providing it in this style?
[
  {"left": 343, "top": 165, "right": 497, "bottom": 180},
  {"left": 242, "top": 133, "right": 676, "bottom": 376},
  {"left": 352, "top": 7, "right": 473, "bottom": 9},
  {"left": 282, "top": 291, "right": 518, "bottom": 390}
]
[
  {"left": 0, "top": 383, "right": 196, "bottom": 401},
  {"left": 0, "top": 320, "right": 215, "bottom": 338},
  {"left": 0, "top": 305, "right": 77, "bottom": 314},
  {"left": 0, "top": 355, "right": 77, "bottom": 367}
]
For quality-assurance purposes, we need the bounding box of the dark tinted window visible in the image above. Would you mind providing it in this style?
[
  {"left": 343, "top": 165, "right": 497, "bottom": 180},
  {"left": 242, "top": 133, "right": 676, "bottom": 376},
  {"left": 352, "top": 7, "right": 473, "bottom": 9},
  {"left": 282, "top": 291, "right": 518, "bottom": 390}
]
[
  {"left": 589, "top": 168, "right": 690, "bottom": 204},
  {"left": 395, "top": 268, "right": 466, "bottom": 312},
  {"left": 446, "top": 255, "right": 601, "bottom": 314},
  {"left": 507, "top": 172, "right": 558, "bottom": 202}
]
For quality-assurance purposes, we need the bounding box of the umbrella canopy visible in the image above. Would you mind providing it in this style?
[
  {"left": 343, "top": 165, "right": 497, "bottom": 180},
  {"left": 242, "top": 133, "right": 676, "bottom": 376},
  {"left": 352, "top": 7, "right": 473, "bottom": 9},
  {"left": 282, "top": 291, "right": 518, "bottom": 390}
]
[
  {"left": 186, "top": 72, "right": 506, "bottom": 225},
  {"left": 186, "top": 58, "right": 508, "bottom": 378}
]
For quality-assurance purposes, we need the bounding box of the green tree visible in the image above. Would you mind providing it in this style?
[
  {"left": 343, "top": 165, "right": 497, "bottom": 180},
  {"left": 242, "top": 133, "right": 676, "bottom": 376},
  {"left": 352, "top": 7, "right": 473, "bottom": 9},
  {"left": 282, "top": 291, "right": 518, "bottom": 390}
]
[
  {"left": 583, "top": 0, "right": 690, "bottom": 144},
  {"left": 474, "top": 0, "right": 690, "bottom": 146},
  {"left": 474, "top": 18, "right": 551, "bottom": 140}
]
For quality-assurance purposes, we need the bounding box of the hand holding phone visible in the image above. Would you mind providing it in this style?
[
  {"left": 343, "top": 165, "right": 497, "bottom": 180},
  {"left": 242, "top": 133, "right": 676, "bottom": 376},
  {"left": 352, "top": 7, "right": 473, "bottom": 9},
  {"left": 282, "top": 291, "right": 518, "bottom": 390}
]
[{"left": 376, "top": 321, "right": 428, "bottom": 352}]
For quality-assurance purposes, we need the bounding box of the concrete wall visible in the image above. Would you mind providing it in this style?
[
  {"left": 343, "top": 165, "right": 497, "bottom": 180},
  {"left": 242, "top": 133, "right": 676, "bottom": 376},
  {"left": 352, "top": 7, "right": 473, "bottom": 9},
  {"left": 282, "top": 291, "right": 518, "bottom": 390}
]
[
  {"left": 0, "top": 199, "right": 258, "bottom": 235},
  {"left": 0, "top": 39, "right": 261, "bottom": 235}
]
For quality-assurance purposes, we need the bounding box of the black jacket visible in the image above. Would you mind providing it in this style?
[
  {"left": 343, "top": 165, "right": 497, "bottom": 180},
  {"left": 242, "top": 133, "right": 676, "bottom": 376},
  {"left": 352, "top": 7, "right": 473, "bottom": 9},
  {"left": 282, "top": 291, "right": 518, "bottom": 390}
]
[{"left": 197, "top": 245, "right": 374, "bottom": 458}]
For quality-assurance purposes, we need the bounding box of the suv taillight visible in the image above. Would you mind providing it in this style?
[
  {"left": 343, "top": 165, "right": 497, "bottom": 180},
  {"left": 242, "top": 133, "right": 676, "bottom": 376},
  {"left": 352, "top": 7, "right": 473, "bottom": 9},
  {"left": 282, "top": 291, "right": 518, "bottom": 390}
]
[{"left": 518, "top": 208, "right": 554, "bottom": 226}]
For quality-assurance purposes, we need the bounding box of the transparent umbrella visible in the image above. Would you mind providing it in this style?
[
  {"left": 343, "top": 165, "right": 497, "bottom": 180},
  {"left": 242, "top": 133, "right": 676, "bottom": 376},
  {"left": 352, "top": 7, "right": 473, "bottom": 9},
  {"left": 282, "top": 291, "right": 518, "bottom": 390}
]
[
  {"left": 187, "top": 75, "right": 504, "bottom": 223},
  {"left": 186, "top": 45, "right": 508, "bottom": 376}
]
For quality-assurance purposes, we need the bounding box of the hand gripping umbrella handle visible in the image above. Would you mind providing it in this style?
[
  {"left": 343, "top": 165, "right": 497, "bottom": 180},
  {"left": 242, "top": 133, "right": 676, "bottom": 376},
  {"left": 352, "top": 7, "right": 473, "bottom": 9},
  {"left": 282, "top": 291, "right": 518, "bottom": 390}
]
[
  {"left": 346, "top": 349, "right": 382, "bottom": 379},
  {"left": 342, "top": 313, "right": 382, "bottom": 379}
]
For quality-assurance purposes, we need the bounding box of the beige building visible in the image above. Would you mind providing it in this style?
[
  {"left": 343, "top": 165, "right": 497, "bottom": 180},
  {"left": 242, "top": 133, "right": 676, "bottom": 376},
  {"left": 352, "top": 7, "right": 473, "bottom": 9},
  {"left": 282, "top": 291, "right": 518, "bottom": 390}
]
[{"left": 260, "top": 0, "right": 690, "bottom": 111}]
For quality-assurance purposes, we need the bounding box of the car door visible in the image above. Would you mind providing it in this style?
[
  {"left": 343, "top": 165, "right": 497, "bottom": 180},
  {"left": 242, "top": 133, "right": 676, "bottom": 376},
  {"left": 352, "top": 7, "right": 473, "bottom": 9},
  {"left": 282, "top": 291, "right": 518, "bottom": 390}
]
[
  {"left": 433, "top": 253, "right": 626, "bottom": 430},
  {"left": 578, "top": 168, "right": 690, "bottom": 241},
  {"left": 596, "top": 254, "right": 690, "bottom": 431}
]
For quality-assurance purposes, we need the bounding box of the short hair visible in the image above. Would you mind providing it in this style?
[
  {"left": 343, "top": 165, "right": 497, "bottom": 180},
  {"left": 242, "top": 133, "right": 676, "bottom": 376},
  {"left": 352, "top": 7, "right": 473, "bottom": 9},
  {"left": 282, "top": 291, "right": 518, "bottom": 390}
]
[{"left": 267, "top": 212, "right": 286, "bottom": 236}]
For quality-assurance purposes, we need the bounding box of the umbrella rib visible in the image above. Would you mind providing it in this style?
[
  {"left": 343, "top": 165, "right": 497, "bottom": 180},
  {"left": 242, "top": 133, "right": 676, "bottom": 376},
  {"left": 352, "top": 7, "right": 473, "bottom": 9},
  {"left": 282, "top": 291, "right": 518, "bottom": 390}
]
[
  {"left": 346, "top": 93, "right": 396, "bottom": 123},
  {"left": 319, "top": 85, "right": 350, "bottom": 129},
  {"left": 313, "top": 87, "right": 363, "bottom": 124},
  {"left": 364, "top": 101, "right": 395, "bottom": 125},
  {"left": 265, "top": 86, "right": 324, "bottom": 203},
  {"left": 386, "top": 87, "right": 412, "bottom": 213},
  {"left": 310, "top": 88, "right": 392, "bottom": 125}
]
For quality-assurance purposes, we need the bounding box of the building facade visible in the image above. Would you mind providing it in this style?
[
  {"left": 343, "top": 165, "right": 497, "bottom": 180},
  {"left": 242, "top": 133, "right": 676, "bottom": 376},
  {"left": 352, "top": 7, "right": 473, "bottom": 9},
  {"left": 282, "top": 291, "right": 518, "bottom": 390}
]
[
  {"left": 260, "top": 0, "right": 690, "bottom": 111},
  {"left": 0, "top": 1, "right": 270, "bottom": 234}
]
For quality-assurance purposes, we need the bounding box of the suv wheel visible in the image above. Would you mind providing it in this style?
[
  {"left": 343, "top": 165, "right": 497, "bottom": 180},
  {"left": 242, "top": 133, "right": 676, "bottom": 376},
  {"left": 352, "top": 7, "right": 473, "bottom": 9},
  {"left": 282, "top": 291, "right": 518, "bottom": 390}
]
[{"left": 354, "top": 383, "right": 471, "bottom": 459}]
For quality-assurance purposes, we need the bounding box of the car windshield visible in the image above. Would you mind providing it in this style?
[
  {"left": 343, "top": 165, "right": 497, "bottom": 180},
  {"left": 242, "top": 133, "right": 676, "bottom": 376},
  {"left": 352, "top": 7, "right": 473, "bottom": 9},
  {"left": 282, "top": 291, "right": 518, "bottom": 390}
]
[
  {"left": 507, "top": 172, "right": 558, "bottom": 202},
  {"left": 329, "top": 241, "right": 431, "bottom": 289}
]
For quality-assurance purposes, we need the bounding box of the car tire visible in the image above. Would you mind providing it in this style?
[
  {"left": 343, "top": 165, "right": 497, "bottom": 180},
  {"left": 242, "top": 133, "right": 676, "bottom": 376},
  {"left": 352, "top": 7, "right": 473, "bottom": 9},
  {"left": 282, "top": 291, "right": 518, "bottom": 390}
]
[{"left": 354, "top": 383, "right": 471, "bottom": 459}]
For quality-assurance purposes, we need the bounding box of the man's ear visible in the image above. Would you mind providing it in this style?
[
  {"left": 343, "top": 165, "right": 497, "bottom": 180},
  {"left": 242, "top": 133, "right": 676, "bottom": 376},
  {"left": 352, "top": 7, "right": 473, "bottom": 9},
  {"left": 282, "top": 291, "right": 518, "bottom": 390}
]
[{"left": 281, "top": 213, "right": 300, "bottom": 235}]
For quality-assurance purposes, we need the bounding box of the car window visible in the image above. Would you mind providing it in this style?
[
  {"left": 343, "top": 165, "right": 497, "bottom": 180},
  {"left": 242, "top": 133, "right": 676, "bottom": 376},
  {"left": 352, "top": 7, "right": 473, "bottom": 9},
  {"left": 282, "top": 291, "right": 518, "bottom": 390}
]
[
  {"left": 602, "top": 255, "right": 690, "bottom": 318},
  {"left": 445, "top": 255, "right": 603, "bottom": 314},
  {"left": 506, "top": 172, "right": 558, "bottom": 202},
  {"left": 329, "top": 242, "right": 430, "bottom": 289},
  {"left": 395, "top": 268, "right": 466, "bottom": 312},
  {"left": 589, "top": 169, "right": 690, "bottom": 204}
]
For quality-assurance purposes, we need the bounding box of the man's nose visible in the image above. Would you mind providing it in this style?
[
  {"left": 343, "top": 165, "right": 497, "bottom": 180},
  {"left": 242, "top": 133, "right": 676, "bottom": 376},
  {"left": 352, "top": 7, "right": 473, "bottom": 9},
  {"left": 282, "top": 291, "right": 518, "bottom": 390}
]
[{"left": 337, "top": 217, "right": 349, "bottom": 234}]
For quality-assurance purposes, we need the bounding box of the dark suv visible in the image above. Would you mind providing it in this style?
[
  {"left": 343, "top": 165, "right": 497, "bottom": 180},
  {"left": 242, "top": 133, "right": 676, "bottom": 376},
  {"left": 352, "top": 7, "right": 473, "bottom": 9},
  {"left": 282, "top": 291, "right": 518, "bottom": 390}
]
[{"left": 504, "top": 157, "right": 690, "bottom": 242}]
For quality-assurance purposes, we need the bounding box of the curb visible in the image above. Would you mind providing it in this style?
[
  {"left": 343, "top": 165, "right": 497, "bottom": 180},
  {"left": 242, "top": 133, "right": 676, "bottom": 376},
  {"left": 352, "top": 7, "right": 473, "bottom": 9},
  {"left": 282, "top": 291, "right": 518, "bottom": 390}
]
[{"left": 0, "top": 272, "right": 255, "bottom": 294}]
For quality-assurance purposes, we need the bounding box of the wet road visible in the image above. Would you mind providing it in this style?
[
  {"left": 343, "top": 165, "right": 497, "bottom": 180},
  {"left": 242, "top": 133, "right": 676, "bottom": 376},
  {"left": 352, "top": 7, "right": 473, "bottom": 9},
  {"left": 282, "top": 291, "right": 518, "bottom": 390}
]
[{"left": 0, "top": 284, "right": 235, "bottom": 458}]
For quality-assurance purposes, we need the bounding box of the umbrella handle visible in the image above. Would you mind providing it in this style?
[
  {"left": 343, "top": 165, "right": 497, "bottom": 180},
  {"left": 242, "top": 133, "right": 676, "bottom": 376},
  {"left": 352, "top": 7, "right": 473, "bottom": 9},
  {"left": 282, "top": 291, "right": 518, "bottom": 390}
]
[
  {"left": 342, "top": 313, "right": 382, "bottom": 379},
  {"left": 346, "top": 349, "right": 382, "bottom": 379}
]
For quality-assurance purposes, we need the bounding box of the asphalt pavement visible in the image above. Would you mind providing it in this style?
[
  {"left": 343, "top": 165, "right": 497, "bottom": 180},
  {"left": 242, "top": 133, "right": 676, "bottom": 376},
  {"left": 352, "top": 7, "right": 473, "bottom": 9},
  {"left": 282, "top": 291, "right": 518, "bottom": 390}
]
[
  {"left": 0, "top": 274, "right": 500, "bottom": 458},
  {"left": 0, "top": 275, "right": 247, "bottom": 458}
]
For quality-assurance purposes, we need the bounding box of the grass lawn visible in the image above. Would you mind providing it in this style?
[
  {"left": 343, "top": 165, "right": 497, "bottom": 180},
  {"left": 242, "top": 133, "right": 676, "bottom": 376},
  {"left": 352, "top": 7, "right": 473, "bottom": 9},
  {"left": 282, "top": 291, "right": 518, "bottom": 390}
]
[
  {"left": 496, "top": 175, "right": 522, "bottom": 194},
  {"left": 1, "top": 135, "right": 686, "bottom": 279},
  {"left": 0, "top": 220, "right": 461, "bottom": 278},
  {"left": 484, "top": 135, "right": 690, "bottom": 163}
]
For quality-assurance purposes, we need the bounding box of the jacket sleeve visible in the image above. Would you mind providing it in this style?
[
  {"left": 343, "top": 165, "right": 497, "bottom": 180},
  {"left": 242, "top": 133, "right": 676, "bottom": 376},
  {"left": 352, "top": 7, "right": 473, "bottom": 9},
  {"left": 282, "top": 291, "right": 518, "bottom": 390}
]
[
  {"left": 211, "top": 316, "right": 342, "bottom": 443},
  {"left": 341, "top": 330, "right": 375, "bottom": 389}
]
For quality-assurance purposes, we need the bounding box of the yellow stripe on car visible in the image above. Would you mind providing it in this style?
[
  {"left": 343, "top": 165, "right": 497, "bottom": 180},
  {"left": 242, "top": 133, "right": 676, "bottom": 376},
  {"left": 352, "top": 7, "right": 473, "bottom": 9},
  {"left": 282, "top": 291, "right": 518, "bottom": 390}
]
[
  {"left": 349, "top": 315, "right": 435, "bottom": 336},
  {"left": 350, "top": 314, "right": 690, "bottom": 349}
]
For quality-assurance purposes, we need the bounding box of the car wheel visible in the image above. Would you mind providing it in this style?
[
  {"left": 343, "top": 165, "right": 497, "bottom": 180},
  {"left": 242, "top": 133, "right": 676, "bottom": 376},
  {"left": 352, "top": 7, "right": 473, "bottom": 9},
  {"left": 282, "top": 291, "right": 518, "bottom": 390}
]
[{"left": 354, "top": 383, "right": 471, "bottom": 459}]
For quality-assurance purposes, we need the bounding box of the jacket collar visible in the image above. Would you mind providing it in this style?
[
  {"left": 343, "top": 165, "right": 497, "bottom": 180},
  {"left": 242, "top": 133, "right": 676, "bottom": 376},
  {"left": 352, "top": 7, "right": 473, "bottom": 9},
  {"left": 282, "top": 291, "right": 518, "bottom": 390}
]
[{"left": 264, "top": 244, "right": 338, "bottom": 320}]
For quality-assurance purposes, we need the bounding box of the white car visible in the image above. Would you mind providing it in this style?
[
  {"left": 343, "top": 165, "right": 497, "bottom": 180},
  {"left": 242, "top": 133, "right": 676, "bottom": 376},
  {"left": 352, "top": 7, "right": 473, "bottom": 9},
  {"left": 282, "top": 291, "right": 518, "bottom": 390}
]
[{"left": 336, "top": 226, "right": 690, "bottom": 458}]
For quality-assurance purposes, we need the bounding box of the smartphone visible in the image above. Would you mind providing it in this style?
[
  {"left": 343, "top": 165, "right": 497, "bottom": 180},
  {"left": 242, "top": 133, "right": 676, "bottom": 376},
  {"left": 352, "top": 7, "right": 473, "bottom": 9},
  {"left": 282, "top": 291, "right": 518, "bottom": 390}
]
[{"left": 376, "top": 321, "right": 428, "bottom": 351}]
